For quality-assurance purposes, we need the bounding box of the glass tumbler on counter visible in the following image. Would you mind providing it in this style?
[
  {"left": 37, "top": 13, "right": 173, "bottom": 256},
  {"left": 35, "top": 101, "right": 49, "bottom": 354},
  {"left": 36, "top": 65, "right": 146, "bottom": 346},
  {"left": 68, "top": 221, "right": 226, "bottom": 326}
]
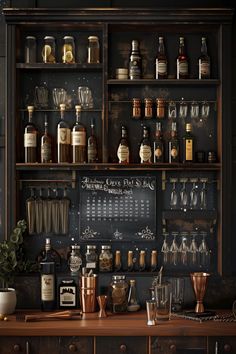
[
  {"left": 154, "top": 282, "right": 172, "bottom": 321},
  {"left": 109, "top": 275, "right": 128, "bottom": 313}
]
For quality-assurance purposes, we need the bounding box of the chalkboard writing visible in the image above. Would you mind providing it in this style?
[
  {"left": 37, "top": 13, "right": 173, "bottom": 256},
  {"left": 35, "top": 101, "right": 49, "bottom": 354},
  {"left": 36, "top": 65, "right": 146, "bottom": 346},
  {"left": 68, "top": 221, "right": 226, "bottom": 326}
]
[{"left": 79, "top": 176, "right": 156, "bottom": 241}]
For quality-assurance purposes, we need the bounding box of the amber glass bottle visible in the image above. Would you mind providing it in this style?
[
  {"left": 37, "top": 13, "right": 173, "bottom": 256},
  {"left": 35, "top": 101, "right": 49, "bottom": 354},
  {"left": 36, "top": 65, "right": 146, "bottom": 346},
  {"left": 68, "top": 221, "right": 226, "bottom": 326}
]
[
  {"left": 183, "top": 123, "right": 194, "bottom": 163},
  {"left": 71, "top": 105, "right": 86, "bottom": 163},
  {"left": 41, "top": 115, "right": 52, "bottom": 163},
  {"left": 198, "top": 37, "right": 210, "bottom": 79},
  {"left": 139, "top": 126, "right": 152, "bottom": 164},
  {"left": 57, "top": 103, "right": 71, "bottom": 163},
  {"left": 156, "top": 36, "right": 168, "bottom": 79},
  {"left": 153, "top": 122, "right": 164, "bottom": 163},
  {"left": 87, "top": 120, "right": 98, "bottom": 163},
  {"left": 176, "top": 37, "right": 188, "bottom": 79},
  {"left": 117, "top": 125, "right": 130, "bottom": 163},
  {"left": 24, "top": 105, "right": 38, "bottom": 163},
  {"left": 168, "top": 122, "right": 179, "bottom": 163}
]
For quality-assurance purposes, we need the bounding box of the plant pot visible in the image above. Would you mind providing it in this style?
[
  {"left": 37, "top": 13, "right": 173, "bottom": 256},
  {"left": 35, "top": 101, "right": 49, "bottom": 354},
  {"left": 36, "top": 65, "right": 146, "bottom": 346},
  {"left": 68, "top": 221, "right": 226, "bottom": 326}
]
[{"left": 0, "top": 288, "right": 17, "bottom": 314}]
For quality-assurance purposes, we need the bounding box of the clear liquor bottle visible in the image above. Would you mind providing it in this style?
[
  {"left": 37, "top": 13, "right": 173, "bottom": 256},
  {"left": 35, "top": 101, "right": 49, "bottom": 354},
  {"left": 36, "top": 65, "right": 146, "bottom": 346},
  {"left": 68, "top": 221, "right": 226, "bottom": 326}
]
[
  {"left": 57, "top": 103, "right": 71, "bottom": 163},
  {"left": 71, "top": 105, "right": 86, "bottom": 163},
  {"left": 87, "top": 120, "right": 98, "bottom": 163},
  {"left": 117, "top": 125, "right": 130, "bottom": 163},
  {"left": 139, "top": 125, "right": 152, "bottom": 164},
  {"left": 129, "top": 40, "right": 142, "bottom": 80},
  {"left": 41, "top": 114, "right": 52, "bottom": 163},
  {"left": 198, "top": 37, "right": 210, "bottom": 79},
  {"left": 156, "top": 36, "right": 168, "bottom": 79},
  {"left": 153, "top": 122, "right": 164, "bottom": 163},
  {"left": 168, "top": 122, "right": 179, "bottom": 163},
  {"left": 176, "top": 37, "right": 189, "bottom": 79},
  {"left": 24, "top": 105, "right": 38, "bottom": 163}
]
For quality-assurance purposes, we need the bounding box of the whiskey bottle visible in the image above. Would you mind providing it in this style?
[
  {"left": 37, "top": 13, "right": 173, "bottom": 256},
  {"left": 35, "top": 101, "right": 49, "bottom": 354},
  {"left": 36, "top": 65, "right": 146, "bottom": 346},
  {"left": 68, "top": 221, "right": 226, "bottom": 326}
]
[
  {"left": 41, "top": 115, "right": 52, "bottom": 163},
  {"left": 114, "top": 250, "right": 122, "bottom": 272},
  {"left": 183, "top": 123, "right": 194, "bottom": 163},
  {"left": 153, "top": 122, "right": 164, "bottom": 163},
  {"left": 24, "top": 105, "right": 38, "bottom": 163},
  {"left": 37, "top": 238, "right": 61, "bottom": 270},
  {"left": 127, "top": 250, "right": 134, "bottom": 272},
  {"left": 168, "top": 122, "right": 179, "bottom": 163},
  {"left": 129, "top": 40, "right": 142, "bottom": 80},
  {"left": 139, "top": 125, "right": 152, "bottom": 164},
  {"left": 150, "top": 250, "right": 158, "bottom": 272},
  {"left": 176, "top": 37, "right": 188, "bottom": 79},
  {"left": 87, "top": 120, "right": 98, "bottom": 163},
  {"left": 198, "top": 37, "right": 210, "bottom": 79},
  {"left": 117, "top": 125, "right": 130, "bottom": 164},
  {"left": 138, "top": 250, "right": 146, "bottom": 271},
  {"left": 57, "top": 103, "right": 71, "bottom": 163},
  {"left": 156, "top": 36, "right": 167, "bottom": 79},
  {"left": 71, "top": 105, "right": 86, "bottom": 163}
]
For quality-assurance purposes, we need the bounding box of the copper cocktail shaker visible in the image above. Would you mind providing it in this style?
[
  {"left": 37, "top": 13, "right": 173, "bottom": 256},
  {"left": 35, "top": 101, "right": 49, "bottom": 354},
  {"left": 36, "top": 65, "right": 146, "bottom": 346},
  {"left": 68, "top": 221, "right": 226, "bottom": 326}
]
[{"left": 190, "top": 272, "right": 210, "bottom": 313}]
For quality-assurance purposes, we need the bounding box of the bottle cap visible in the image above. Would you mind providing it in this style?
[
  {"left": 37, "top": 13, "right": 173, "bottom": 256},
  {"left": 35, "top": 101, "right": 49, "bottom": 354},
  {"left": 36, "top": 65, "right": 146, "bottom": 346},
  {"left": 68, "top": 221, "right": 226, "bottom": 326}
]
[
  {"left": 63, "top": 36, "right": 74, "bottom": 40},
  {"left": 186, "top": 123, "right": 192, "bottom": 131},
  {"left": 101, "top": 245, "right": 111, "bottom": 250},
  {"left": 26, "top": 36, "right": 36, "bottom": 40},
  {"left": 88, "top": 36, "right": 99, "bottom": 41},
  {"left": 44, "top": 36, "right": 55, "bottom": 40}
]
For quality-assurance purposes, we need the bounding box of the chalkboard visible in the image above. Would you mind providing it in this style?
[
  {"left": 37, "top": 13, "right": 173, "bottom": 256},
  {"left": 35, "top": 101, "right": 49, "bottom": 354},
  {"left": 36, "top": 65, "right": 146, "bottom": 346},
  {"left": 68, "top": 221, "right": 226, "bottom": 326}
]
[{"left": 79, "top": 176, "right": 156, "bottom": 241}]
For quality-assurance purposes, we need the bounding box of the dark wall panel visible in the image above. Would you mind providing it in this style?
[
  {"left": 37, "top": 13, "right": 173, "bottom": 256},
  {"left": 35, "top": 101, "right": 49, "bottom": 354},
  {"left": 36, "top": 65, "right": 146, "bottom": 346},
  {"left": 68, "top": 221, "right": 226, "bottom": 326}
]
[{"left": 37, "top": 0, "right": 110, "bottom": 7}]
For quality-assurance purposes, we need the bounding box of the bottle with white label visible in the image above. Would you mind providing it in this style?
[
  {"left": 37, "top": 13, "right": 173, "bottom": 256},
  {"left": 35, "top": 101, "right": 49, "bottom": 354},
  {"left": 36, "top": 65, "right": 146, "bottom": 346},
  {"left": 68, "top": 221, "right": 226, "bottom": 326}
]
[
  {"left": 71, "top": 105, "right": 86, "bottom": 163},
  {"left": 198, "top": 37, "right": 210, "bottom": 79},
  {"left": 139, "top": 125, "right": 152, "bottom": 164},
  {"left": 40, "top": 241, "right": 56, "bottom": 311},
  {"left": 85, "top": 245, "right": 98, "bottom": 272},
  {"left": 57, "top": 103, "right": 71, "bottom": 163},
  {"left": 156, "top": 36, "right": 168, "bottom": 79},
  {"left": 24, "top": 105, "right": 38, "bottom": 163},
  {"left": 176, "top": 37, "right": 188, "bottom": 79},
  {"left": 117, "top": 125, "right": 130, "bottom": 164}
]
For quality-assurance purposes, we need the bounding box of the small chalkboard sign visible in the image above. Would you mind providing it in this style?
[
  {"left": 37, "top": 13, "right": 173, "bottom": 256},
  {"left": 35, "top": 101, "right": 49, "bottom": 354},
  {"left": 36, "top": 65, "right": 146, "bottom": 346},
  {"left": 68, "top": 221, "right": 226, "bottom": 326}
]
[{"left": 79, "top": 176, "right": 156, "bottom": 241}]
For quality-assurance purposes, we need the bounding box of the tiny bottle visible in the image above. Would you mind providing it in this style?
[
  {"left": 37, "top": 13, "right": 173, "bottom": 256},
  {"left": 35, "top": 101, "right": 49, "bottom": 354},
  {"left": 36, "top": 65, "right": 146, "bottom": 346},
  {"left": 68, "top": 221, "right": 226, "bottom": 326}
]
[
  {"left": 87, "top": 120, "right": 98, "bottom": 163},
  {"left": 150, "top": 250, "right": 158, "bottom": 272},
  {"left": 198, "top": 37, "right": 210, "bottom": 79},
  {"left": 24, "top": 105, "right": 38, "bottom": 163},
  {"left": 176, "top": 37, "right": 188, "bottom": 79},
  {"left": 25, "top": 36, "right": 36, "bottom": 63},
  {"left": 183, "top": 123, "right": 194, "bottom": 163},
  {"left": 57, "top": 103, "right": 71, "bottom": 163},
  {"left": 129, "top": 40, "right": 142, "bottom": 80},
  {"left": 85, "top": 245, "right": 98, "bottom": 272},
  {"left": 127, "top": 279, "right": 140, "bottom": 312},
  {"left": 127, "top": 250, "right": 134, "bottom": 271},
  {"left": 144, "top": 98, "right": 153, "bottom": 119},
  {"left": 59, "top": 279, "right": 77, "bottom": 309},
  {"left": 99, "top": 245, "right": 113, "bottom": 272},
  {"left": 88, "top": 36, "right": 100, "bottom": 64},
  {"left": 114, "top": 250, "right": 122, "bottom": 272},
  {"left": 69, "top": 244, "right": 82, "bottom": 275},
  {"left": 138, "top": 250, "right": 146, "bottom": 271},
  {"left": 156, "top": 98, "right": 165, "bottom": 119},
  {"left": 153, "top": 122, "right": 164, "bottom": 163},
  {"left": 132, "top": 98, "right": 142, "bottom": 119},
  {"left": 62, "top": 36, "right": 75, "bottom": 64},
  {"left": 109, "top": 275, "right": 128, "bottom": 313},
  {"left": 117, "top": 125, "right": 130, "bottom": 164},
  {"left": 156, "top": 36, "right": 168, "bottom": 79},
  {"left": 139, "top": 126, "right": 152, "bottom": 164},
  {"left": 168, "top": 122, "right": 179, "bottom": 163},
  {"left": 71, "top": 105, "right": 86, "bottom": 163},
  {"left": 41, "top": 114, "right": 52, "bottom": 163},
  {"left": 42, "top": 36, "right": 56, "bottom": 63}
]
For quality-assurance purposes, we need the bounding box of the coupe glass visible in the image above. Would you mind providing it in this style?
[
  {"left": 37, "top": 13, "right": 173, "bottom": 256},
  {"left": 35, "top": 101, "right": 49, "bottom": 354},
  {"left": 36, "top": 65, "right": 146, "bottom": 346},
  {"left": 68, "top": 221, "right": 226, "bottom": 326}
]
[
  {"left": 78, "top": 86, "right": 94, "bottom": 109},
  {"left": 34, "top": 85, "right": 49, "bottom": 109}
]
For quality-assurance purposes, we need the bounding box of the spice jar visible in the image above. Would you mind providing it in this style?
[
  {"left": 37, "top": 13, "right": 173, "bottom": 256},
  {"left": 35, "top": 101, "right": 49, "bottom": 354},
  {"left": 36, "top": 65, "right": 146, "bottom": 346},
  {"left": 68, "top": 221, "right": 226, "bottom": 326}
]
[
  {"left": 109, "top": 275, "right": 128, "bottom": 313},
  {"left": 69, "top": 244, "right": 82, "bottom": 275},
  {"left": 144, "top": 98, "right": 153, "bottom": 119},
  {"left": 99, "top": 245, "right": 113, "bottom": 272},
  {"left": 42, "top": 36, "right": 56, "bottom": 63},
  {"left": 85, "top": 245, "right": 98, "bottom": 272},
  {"left": 156, "top": 98, "right": 165, "bottom": 118},
  {"left": 62, "top": 36, "right": 75, "bottom": 64},
  {"left": 25, "top": 36, "right": 36, "bottom": 63},
  {"left": 132, "top": 98, "right": 141, "bottom": 119},
  {"left": 88, "top": 36, "right": 100, "bottom": 64}
]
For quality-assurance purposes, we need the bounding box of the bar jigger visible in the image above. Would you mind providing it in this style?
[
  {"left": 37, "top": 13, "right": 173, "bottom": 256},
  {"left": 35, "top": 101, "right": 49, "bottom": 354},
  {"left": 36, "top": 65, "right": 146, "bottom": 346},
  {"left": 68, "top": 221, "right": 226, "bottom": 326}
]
[
  {"left": 97, "top": 295, "right": 107, "bottom": 318},
  {"left": 190, "top": 272, "right": 210, "bottom": 313}
]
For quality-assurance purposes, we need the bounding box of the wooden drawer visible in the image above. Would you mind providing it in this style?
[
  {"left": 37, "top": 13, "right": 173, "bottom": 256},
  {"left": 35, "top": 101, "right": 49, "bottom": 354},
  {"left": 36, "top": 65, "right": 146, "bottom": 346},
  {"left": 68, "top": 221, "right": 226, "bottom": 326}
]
[
  {"left": 96, "top": 336, "right": 148, "bottom": 354},
  {"left": 208, "top": 337, "right": 236, "bottom": 353},
  {"left": 59, "top": 337, "right": 93, "bottom": 354},
  {"left": 150, "top": 337, "right": 207, "bottom": 354}
]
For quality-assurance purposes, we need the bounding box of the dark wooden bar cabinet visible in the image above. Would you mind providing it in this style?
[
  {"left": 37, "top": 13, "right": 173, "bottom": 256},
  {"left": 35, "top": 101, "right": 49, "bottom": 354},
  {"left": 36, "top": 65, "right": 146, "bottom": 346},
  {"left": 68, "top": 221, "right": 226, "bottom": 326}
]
[{"left": 1, "top": 6, "right": 235, "bottom": 354}]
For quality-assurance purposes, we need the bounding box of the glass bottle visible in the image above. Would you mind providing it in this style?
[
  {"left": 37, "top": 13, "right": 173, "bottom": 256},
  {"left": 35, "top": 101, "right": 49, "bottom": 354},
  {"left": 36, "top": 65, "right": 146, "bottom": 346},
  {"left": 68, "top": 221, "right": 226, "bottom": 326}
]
[
  {"left": 132, "top": 98, "right": 142, "bottom": 119},
  {"left": 150, "top": 250, "right": 158, "bottom": 272},
  {"left": 62, "top": 36, "right": 75, "bottom": 64},
  {"left": 24, "top": 105, "right": 38, "bottom": 163},
  {"left": 88, "top": 36, "right": 100, "bottom": 64},
  {"left": 114, "top": 250, "right": 122, "bottom": 272},
  {"left": 37, "top": 238, "right": 61, "bottom": 269},
  {"left": 156, "top": 98, "right": 165, "bottom": 119},
  {"left": 139, "top": 125, "right": 152, "bottom": 164},
  {"left": 99, "top": 245, "right": 113, "bottom": 272},
  {"left": 69, "top": 244, "right": 82, "bottom": 275},
  {"left": 40, "top": 259, "right": 56, "bottom": 311},
  {"left": 127, "top": 250, "right": 134, "bottom": 271},
  {"left": 87, "top": 120, "right": 98, "bottom": 163},
  {"left": 144, "top": 98, "right": 153, "bottom": 119},
  {"left": 117, "top": 125, "right": 130, "bottom": 164},
  {"left": 168, "top": 122, "right": 179, "bottom": 163},
  {"left": 153, "top": 122, "right": 164, "bottom": 163},
  {"left": 183, "top": 123, "right": 194, "bottom": 163},
  {"left": 176, "top": 37, "right": 188, "bottom": 79},
  {"left": 41, "top": 114, "right": 52, "bottom": 163},
  {"left": 25, "top": 36, "right": 36, "bottom": 63},
  {"left": 42, "top": 36, "right": 56, "bottom": 63},
  {"left": 71, "top": 105, "right": 86, "bottom": 163},
  {"left": 57, "top": 103, "right": 71, "bottom": 163},
  {"left": 127, "top": 279, "right": 140, "bottom": 311},
  {"left": 129, "top": 40, "right": 142, "bottom": 80},
  {"left": 109, "top": 275, "right": 128, "bottom": 313},
  {"left": 59, "top": 279, "right": 77, "bottom": 309},
  {"left": 156, "top": 36, "right": 167, "bottom": 79},
  {"left": 138, "top": 250, "right": 146, "bottom": 271},
  {"left": 85, "top": 245, "right": 98, "bottom": 272},
  {"left": 198, "top": 37, "right": 210, "bottom": 79}
]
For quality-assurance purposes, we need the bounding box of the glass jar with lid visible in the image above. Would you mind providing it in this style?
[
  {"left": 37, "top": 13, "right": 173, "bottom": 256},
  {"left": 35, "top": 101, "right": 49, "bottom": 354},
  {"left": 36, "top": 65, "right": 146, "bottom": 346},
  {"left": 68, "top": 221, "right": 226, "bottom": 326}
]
[
  {"left": 69, "top": 244, "right": 82, "bottom": 275},
  {"left": 62, "top": 36, "right": 75, "bottom": 64},
  {"left": 85, "top": 245, "right": 98, "bottom": 271},
  {"left": 42, "top": 36, "right": 56, "bottom": 63},
  {"left": 87, "top": 36, "right": 100, "bottom": 64},
  {"left": 109, "top": 275, "right": 128, "bottom": 313},
  {"left": 99, "top": 245, "right": 113, "bottom": 272},
  {"left": 25, "top": 36, "right": 36, "bottom": 63}
]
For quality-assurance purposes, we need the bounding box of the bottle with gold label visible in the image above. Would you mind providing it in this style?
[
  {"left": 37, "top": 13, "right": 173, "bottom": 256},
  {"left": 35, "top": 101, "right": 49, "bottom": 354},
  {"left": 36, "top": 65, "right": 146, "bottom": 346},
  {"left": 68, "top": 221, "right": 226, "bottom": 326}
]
[
  {"left": 57, "top": 103, "right": 71, "bottom": 163},
  {"left": 139, "top": 126, "right": 152, "bottom": 164},
  {"left": 153, "top": 122, "right": 164, "bottom": 163},
  {"left": 168, "top": 122, "right": 179, "bottom": 163},
  {"left": 71, "top": 105, "right": 86, "bottom": 163},
  {"left": 183, "top": 123, "right": 194, "bottom": 163},
  {"left": 117, "top": 125, "right": 130, "bottom": 164}
]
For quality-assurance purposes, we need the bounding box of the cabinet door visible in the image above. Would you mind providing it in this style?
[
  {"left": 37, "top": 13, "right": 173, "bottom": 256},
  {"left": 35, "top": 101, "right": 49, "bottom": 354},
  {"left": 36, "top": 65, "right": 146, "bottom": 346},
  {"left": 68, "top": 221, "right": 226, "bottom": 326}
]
[
  {"left": 0, "top": 337, "right": 59, "bottom": 354},
  {"left": 150, "top": 337, "right": 207, "bottom": 354},
  {"left": 96, "top": 336, "right": 148, "bottom": 354},
  {"left": 59, "top": 336, "right": 93, "bottom": 354},
  {"left": 208, "top": 337, "right": 236, "bottom": 353}
]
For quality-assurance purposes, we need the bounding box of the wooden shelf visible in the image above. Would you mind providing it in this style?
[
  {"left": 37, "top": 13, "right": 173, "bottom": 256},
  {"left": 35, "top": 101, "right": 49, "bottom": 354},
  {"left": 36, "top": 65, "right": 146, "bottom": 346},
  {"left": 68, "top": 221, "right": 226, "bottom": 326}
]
[
  {"left": 16, "top": 63, "right": 103, "bottom": 70},
  {"left": 107, "top": 79, "right": 220, "bottom": 86},
  {"left": 162, "top": 210, "right": 218, "bottom": 220}
]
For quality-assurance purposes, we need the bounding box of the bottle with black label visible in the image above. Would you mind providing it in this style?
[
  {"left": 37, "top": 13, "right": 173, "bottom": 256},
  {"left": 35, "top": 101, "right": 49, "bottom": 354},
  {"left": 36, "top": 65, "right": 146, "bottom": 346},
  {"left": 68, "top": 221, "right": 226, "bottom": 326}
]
[
  {"left": 87, "top": 120, "right": 98, "bottom": 163},
  {"left": 71, "top": 105, "right": 86, "bottom": 163},
  {"left": 57, "top": 103, "right": 71, "bottom": 163},
  {"left": 198, "top": 37, "right": 210, "bottom": 79},
  {"left": 24, "top": 105, "right": 38, "bottom": 163},
  {"left": 41, "top": 114, "right": 52, "bottom": 163},
  {"left": 168, "top": 122, "right": 179, "bottom": 163},
  {"left": 129, "top": 40, "right": 142, "bottom": 80},
  {"left": 156, "top": 36, "right": 168, "bottom": 79},
  {"left": 183, "top": 123, "right": 194, "bottom": 163},
  {"left": 59, "top": 279, "right": 77, "bottom": 309},
  {"left": 117, "top": 125, "right": 130, "bottom": 164},
  {"left": 176, "top": 37, "right": 188, "bottom": 79},
  {"left": 153, "top": 122, "right": 164, "bottom": 163},
  {"left": 139, "top": 126, "right": 152, "bottom": 163}
]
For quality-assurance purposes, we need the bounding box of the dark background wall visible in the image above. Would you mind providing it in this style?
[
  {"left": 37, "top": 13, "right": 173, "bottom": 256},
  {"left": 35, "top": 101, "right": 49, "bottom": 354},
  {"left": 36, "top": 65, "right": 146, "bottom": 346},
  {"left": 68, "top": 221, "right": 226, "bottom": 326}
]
[{"left": 0, "top": 0, "right": 235, "bottom": 277}]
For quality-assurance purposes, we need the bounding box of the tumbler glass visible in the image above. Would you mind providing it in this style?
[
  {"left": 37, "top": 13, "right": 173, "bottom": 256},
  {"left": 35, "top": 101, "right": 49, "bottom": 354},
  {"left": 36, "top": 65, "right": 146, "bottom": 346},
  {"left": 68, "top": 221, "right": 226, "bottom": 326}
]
[{"left": 154, "top": 282, "right": 172, "bottom": 321}]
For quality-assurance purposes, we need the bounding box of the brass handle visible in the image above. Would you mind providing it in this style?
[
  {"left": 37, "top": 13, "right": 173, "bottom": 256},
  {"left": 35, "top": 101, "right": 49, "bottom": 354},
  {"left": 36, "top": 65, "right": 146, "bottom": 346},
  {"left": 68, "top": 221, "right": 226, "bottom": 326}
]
[
  {"left": 120, "top": 344, "right": 127, "bottom": 352},
  {"left": 170, "top": 344, "right": 177, "bottom": 352},
  {"left": 68, "top": 344, "right": 77, "bottom": 352},
  {"left": 13, "top": 344, "right": 21, "bottom": 352},
  {"left": 224, "top": 344, "right": 232, "bottom": 352}
]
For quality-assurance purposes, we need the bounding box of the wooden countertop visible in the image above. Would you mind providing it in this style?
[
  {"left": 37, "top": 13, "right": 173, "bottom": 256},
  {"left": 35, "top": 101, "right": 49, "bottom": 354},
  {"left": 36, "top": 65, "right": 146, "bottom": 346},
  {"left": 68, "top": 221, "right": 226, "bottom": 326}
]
[{"left": 0, "top": 310, "right": 236, "bottom": 337}]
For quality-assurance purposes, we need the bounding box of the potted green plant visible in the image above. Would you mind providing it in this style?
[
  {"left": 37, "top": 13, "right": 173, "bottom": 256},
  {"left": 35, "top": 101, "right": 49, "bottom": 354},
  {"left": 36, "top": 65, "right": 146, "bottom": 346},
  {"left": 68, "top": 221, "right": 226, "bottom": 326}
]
[{"left": 0, "top": 220, "right": 27, "bottom": 314}]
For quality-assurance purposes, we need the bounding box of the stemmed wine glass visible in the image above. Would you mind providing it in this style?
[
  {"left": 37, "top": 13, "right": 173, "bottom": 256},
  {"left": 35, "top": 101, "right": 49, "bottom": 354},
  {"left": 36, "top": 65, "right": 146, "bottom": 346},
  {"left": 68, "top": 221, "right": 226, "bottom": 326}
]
[
  {"left": 161, "top": 232, "right": 170, "bottom": 265},
  {"left": 170, "top": 178, "right": 178, "bottom": 209},
  {"left": 198, "top": 231, "right": 210, "bottom": 268},
  {"left": 189, "top": 232, "right": 199, "bottom": 266},
  {"left": 26, "top": 187, "right": 36, "bottom": 235},
  {"left": 180, "top": 178, "right": 188, "bottom": 210},
  {"left": 179, "top": 97, "right": 188, "bottom": 119},
  {"left": 170, "top": 232, "right": 179, "bottom": 266},
  {"left": 179, "top": 232, "right": 189, "bottom": 266},
  {"left": 200, "top": 178, "right": 208, "bottom": 210},
  {"left": 190, "top": 178, "right": 199, "bottom": 209}
]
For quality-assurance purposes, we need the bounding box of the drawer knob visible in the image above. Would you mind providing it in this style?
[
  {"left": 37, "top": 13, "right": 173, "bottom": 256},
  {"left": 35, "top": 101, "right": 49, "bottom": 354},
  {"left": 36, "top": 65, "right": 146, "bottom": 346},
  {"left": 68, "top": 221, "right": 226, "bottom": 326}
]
[
  {"left": 224, "top": 344, "right": 232, "bottom": 352},
  {"left": 68, "top": 344, "right": 77, "bottom": 352},
  {"left": 170, "top": 344, "right": 177, "bottom": 352},
  {"left": 120, "top": 344, "right": 127, "bottom": 352},
  {"left": 13, "top": 344, "right": 21, "bottom": 352}
]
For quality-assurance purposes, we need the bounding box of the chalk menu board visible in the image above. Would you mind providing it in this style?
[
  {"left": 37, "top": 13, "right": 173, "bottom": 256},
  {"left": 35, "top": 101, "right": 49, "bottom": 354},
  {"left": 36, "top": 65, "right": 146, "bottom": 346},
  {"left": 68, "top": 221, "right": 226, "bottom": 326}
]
[{"left": 79, "top": 176, "right": 156, "bottom": 241}]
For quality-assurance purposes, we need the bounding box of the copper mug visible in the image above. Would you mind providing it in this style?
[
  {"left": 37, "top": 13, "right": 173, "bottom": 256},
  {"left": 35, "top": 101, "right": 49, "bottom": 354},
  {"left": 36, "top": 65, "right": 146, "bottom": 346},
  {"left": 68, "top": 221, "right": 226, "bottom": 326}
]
[
  {"left": 190, "top": 272, "right": 210, "bottom": 313},
  {"left": 81, "top": 275, "right": 98, "bottom": 313}
]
